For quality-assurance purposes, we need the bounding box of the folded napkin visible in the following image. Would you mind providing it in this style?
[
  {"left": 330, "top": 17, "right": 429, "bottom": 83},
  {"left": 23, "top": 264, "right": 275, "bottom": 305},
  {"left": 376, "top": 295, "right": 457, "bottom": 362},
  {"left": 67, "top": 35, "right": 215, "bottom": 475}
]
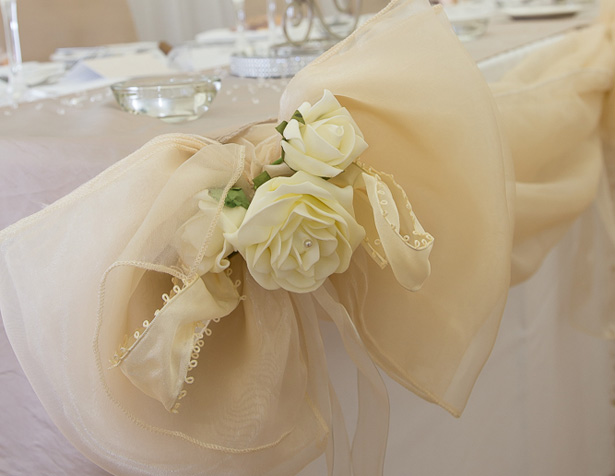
[
  {"left": 1, "top": 51, "right": 175, "bottom": 103},
  {"left": 62, "top": 51, "right": 175, "bottom": 82},
  {"left": 0, "top": 61, "right": 65, "bottom": 86},
  {"left": 32, "top": 51, "right": 177, "bottom": 100},
  {"left": 50, "top": 41, "right": 161, "bottom": 64}
]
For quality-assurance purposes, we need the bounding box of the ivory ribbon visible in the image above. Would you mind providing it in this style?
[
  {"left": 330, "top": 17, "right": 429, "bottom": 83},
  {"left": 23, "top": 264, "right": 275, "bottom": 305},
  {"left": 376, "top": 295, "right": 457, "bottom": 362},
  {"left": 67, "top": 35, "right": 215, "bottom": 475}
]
[
  {"left": 335, "top": 162, "right": 434, "bottom": 290},
  {"left": 315, "top": 283, "right": 390, "bottom": 476},
  {"left": 291, "top": 282, "right": 389, "bottom": 476},
  {"left": 115, "top": 273, "right": 240, "bottom": 411}
]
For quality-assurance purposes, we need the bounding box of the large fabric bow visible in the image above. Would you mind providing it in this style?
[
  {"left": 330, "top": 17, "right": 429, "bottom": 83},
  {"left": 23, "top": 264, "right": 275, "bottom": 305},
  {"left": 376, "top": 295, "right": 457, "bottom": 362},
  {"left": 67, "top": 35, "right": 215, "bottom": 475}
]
[
  {"left": 101, "top": 110, "right": 434, "bottom": 474},
  {"left": 0, "top": 1, "right": 516, "bottom": 474}
]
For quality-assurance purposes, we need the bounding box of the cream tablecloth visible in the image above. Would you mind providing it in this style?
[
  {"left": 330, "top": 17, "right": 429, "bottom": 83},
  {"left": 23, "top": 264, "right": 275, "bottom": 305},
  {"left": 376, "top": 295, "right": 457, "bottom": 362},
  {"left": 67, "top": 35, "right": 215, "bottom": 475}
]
[{"left": 0, "top": 10, "right": 614, "bottom": 476}]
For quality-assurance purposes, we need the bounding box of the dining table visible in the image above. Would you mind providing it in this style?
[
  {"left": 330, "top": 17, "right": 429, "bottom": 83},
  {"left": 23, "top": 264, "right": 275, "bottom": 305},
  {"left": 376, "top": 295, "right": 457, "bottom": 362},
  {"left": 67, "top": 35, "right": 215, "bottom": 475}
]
[{"left": 1, "top": 5, "right": 614, "bottom": 475}]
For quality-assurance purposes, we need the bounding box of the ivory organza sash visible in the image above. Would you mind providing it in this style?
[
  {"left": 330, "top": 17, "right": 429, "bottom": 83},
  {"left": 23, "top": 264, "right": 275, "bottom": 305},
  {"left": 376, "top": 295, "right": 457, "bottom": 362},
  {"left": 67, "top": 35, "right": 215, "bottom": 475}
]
[
  {"left": 0, "top": 2, "right": 512, "bottom": 474},
  {"left": 1, "top": 0, "right": 615, "bottom": 475},
  {"left": 490, "top": 2, "right": 615, "bottom": 337},
  {"left": 491, "top": 4, "right": 615, "bottom": 285}
]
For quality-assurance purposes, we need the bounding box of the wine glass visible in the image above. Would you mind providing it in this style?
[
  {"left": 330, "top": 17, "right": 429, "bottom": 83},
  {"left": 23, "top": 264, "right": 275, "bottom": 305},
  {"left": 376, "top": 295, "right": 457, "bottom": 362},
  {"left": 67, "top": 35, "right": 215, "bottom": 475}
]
[
  {"left": 0, "top": 0, "right": 26, "bottom": 104},
  {"left": 230, "top": 0, "right": 248, "bottom": 53},
  {"left": 267, "top": 0, "right": 278, "bottom": 46}
]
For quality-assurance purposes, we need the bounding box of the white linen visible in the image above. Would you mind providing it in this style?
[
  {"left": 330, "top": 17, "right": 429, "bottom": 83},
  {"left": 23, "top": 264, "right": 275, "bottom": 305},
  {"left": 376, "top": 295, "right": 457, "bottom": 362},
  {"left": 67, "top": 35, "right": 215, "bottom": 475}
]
[
  {"left": 0, "top": 15, "right": 613, "bottom": 476},
  {"left": 0, "top": 62, "right": 65, "bottom": 86},
  {"left": 1, "top": 51, "right": 176, "bottom": 106},
  {"left": 50, "top": 42, "right": 160, "bottom": 64}
]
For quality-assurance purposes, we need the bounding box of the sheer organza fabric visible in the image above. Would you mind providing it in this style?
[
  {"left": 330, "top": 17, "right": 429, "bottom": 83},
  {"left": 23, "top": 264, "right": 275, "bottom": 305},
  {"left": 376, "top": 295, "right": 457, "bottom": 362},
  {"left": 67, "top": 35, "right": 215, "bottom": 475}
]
[
  {"left": 278, "top": 2, "right": 514, "bottom": 414},
  {"left": 0, "top": 136, "right": 326, "bottom": 476},
  {"left": 490, "top": 6, "right": 615, "bottom": 285},
  {"left": 0, "top": 1, "right": 514, "bottom": 474},
  {"left": 1, "top": 1, "right": 615, "bottom": 476},
  {"left": 489, "top": 3, "right": 615, "bottom": 337}
]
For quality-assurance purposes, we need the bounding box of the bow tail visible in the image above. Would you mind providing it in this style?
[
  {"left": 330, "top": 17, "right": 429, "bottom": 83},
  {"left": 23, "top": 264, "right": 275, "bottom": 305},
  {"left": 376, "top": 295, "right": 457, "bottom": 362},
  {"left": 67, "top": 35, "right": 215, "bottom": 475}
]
[
  {"left": 292, "top": 292, "right": 353, "bottom": 476},
  {"left": 294, "top": 283, "right": 390, "bottom": 476}
]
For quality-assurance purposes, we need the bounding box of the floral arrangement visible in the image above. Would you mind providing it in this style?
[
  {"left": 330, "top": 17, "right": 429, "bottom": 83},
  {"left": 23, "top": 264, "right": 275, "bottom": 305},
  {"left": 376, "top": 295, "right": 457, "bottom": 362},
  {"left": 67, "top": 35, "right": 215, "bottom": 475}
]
[
  {"left": 183, "top": 89, "right": 371, "bottom": 294},
  {"left": 111, "top": 89, "right": 434, "bottom": 415}
]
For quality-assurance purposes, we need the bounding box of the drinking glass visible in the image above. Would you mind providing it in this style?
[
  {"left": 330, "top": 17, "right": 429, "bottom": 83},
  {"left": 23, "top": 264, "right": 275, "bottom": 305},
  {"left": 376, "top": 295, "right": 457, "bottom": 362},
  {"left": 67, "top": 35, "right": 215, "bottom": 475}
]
[
  {"left": 0, "top": 0, "right": 26, "bottom": 103},
  {"left": 267, "top": 0, "right": 278, "bottom": 45},
  {"left": 230, "top": 0, "right": 248, "bottom": 53},
  {"left": 442, "top": 0, "right": 494, "bottom": 42}
]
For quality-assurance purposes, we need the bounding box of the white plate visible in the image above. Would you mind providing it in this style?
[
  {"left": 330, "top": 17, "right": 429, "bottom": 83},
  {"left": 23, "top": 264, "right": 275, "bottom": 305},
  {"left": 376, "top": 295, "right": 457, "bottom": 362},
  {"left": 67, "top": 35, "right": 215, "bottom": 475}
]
[{"left": 502, "top": 3, "right": 585, "bottom": 19}]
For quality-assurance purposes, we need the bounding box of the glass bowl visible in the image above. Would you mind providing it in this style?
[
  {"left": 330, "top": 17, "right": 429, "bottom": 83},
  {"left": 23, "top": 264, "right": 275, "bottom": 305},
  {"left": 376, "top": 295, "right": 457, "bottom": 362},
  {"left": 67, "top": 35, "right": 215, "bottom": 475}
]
[
  {"left": 443, "top": 1, "right": 494, "bottom": 42},
  {"left": 110, "top": 74, "right": 221, "bottom": 123}
]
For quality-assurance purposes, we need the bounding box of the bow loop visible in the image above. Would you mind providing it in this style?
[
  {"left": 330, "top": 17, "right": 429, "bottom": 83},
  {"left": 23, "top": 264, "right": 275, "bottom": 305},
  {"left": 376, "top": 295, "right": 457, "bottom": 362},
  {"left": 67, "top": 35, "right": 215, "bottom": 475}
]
[
  {"left": 334, "top": 162, "right": 434, "bottom": 291},
  {"left": 114, "top": 273, "right": 240, "bottom": 412}
]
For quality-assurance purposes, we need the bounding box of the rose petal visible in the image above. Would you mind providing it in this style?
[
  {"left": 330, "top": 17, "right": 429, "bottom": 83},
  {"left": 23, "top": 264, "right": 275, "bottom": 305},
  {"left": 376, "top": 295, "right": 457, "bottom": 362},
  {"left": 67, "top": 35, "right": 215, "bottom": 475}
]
[
  {"left": 297, "top": 100, "right": 312, "bottom": 118},
  {"left": 348, "top": 133, "right": 368, "bottom": 161},
  {"left": 282, "top": 119, "right": 304, "bottom": 143},
  {"left": 276, "top": 233, "right": 294, "bottom": 267},
  {"left": 302, "top": 89, "right": 340, "bottom": 122},
  {"left": 269, "top": 233, "right": 282, "bottom": 264},
  {"left": 319, "top": 236, "right": 339, "bottom": 257},
  {"left": 322, "top": 106, "right": 364, "bottom": 134},
  {"left": 314, "top": 253, "right": 340, "bottom": 280},
  {"left": 229, "top": 170, "right": 365, "bottom": 294},
  {"left": 293, "top": 200, "right": 336, "bottom": 227},
  {"left": 278, "top": 253, "right": 298, "bottom": 272},
  {"left": 300, "top": 240, "right": 321, "bottom": 272},
  {"left": 280, "top": 212, "right": 303, "bottom": 241},
  {"left": 283, "top": 268, "right": 320, "bottom": 292},
  {"left": 282, "top": 141, "right": 342, "bottom": 178},
  {"left": 303, "top": 124, "right": 344, "bottom": 161}
]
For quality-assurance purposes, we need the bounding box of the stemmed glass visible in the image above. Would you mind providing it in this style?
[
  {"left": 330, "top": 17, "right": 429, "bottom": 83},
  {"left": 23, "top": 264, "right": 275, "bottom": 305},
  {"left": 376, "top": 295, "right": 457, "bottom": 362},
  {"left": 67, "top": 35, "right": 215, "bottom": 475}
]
[
  {"left": 267, "top": 0, "right": 278, "bottom": 46},
  {"left": 0, "top": 0, "right": 26, "bottom": 104},
  {"left": 230, "top": 0, "right": 248, "bottom": 53}
]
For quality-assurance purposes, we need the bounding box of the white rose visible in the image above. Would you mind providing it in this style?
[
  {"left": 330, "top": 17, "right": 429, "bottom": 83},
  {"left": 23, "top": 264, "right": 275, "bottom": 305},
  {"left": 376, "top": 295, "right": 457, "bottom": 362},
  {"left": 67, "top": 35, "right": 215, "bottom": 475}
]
[
  {"left": 177, "top": 190, "right": 247, "bottom": 275},
  {"left": 281, "top": 89, "right": 368, "bottom": 178},
  {"left": 225, "top": 171, "right": 365, "bottom": 293}
]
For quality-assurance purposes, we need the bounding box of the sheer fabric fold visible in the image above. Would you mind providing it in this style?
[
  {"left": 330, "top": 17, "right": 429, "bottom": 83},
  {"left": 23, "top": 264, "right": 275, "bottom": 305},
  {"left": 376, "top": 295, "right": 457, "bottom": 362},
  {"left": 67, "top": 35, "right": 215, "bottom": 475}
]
[
  {"left": 0, "top": 135, "right": 329, "bottom": 475},
  {"left": 490, "top": 9, "right": 615, "bottom": 285},
  {"left": 279, "top": 0, "right": 513, "bottom": 415},
  {"left": 487, "top": 3, "right": 615, "bottom": 337},
  {"left": 17, "top": 0, "right": 615, "bottom": 473}
]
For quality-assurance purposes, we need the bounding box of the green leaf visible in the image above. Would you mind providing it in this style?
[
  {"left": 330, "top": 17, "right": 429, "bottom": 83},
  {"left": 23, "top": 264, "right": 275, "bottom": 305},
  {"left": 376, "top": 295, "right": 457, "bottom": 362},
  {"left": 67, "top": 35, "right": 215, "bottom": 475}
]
[
  {"left": 272, "top": 157, "right": 284, "bottom": 165},
  {"left": 224, "top": 188, "right": 251, "bottom": 209},
  {"left": 291, "top": 110, "right": 305, "bottom": 124},
  {"left": 275, "top": 120, "right": 288, "bottom": 136},
  {"left": 209, "top": 187, "right": 251, "bottom": 209},
  {"left": 276, "top": 110, "right": 304, "bottom": 136},
  {"left": 253, "top": 171, "right": 272, "bottom": 189},
  {"left": 209, "top": 188, "right": 223, "bottom": 202}
]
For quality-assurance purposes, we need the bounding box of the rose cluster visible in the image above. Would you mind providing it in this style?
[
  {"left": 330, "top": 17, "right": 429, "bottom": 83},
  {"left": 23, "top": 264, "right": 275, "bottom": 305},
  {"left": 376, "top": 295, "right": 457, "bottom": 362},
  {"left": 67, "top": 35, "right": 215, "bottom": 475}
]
[{"left": 183, "top": 90, "right": 368, "bottom": 294}]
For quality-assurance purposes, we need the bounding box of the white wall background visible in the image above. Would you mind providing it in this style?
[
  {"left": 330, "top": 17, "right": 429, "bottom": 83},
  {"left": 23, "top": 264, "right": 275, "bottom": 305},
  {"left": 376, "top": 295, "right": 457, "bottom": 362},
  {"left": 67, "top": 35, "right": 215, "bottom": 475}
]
[
  {"left": 125, "top": 0, "right": 384, "bottom": 45},
  {"left": 127, "top": 0, "right": 237, "bottom": 44}
]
